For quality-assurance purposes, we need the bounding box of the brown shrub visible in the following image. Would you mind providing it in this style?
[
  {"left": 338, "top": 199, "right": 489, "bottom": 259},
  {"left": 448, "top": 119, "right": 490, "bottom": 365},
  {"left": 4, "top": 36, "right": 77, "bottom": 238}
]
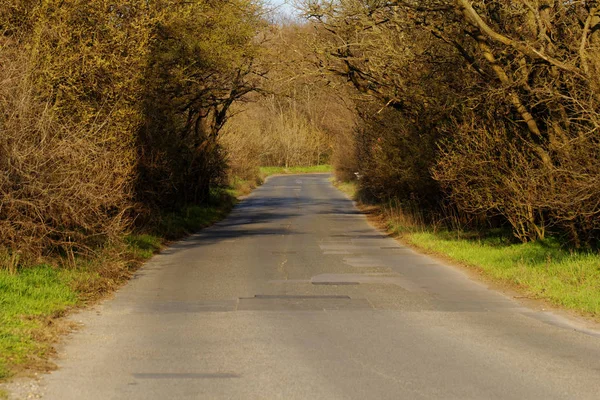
[
  {"left": 0, "top": 0, "right": 265, "bottom": 265},
  {"left": 0, "top": 48, "right": 132, "bottom": 261}
]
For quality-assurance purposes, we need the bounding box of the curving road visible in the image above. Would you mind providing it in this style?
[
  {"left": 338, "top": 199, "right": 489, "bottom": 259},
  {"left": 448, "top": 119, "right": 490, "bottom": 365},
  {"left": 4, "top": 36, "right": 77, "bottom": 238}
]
[{"left": 17, "top": 174, "right": 600, "bottom": 399}]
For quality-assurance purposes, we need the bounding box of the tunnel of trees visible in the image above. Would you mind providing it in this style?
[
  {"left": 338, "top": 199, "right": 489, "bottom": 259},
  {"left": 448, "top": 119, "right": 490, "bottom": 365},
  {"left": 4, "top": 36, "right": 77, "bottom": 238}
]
[{"left": 1, "top": 0, "right": 599, "bottom": 267}]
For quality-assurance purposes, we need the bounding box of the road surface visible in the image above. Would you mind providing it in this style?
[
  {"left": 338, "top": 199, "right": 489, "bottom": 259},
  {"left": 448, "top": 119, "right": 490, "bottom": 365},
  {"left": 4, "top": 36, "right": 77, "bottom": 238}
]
[{"left": 13, "top": 174, "right": 600, "bottom": 399}]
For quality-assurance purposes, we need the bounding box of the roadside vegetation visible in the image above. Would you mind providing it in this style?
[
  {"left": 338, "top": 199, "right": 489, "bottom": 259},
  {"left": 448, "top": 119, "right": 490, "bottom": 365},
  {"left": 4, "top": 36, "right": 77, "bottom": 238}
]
[
  {"left": 405, "top": 232, "right": 600, "bottom": 315},
  {"left": 219, "top": 23, "right": 353, "bottom": 186}
]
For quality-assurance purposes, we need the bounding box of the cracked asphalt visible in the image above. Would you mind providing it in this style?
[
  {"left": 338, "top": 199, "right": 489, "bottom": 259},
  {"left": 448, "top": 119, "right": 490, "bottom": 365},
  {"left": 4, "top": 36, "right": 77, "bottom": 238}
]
[{"left": 8, "top": 174, "right": 600, "bottom": 399}]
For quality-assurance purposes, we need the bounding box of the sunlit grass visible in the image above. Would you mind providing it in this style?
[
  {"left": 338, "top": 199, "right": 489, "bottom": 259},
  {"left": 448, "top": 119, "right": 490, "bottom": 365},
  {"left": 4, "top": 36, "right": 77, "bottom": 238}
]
[
  {"left": 259, "top": 164, "right": 332, "bottom": 178},
  {"left": 332, "top": 179, "right": 358, "bottom": 199},
  {"left": 404, "top": 231, "right": 600, "bottom": 316},
  {"left": 0, "top": 266, "right": 78, "bottom": 379}
]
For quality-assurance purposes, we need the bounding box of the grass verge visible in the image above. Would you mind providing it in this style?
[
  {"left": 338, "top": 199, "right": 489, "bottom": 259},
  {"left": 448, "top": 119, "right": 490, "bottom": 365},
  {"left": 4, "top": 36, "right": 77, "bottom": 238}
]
[
  {"left": 0, "top": 190, "right": 236, "bottom": 381},
  {"left": 0, "top": 267, "right": 78, "bottom": 379},
  {"left": 334, "top": 179, "right": 600, "bottom": 318},
  {"left": 331, "top": 178, "right": 358, "bottom": 199},
  {"left": 259, "top": 164, "right": 332, "bottom": 179}
]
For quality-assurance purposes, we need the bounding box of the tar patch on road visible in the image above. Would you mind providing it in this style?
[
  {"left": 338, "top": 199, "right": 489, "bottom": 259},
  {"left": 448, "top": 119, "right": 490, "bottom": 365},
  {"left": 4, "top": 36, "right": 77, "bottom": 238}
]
[
  {"left": 132, "top": 373, "right": 240, "bottom": 379},
  {"left": 237, "top": 294, "right": 372, "bottom": 311}
]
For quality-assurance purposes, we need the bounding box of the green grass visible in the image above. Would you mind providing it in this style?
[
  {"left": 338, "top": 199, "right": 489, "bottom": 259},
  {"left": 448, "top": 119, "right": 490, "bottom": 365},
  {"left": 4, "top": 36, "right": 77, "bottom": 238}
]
[
  {"left": 332, "top": 179, "right": 358, "bottom": 199},
  {"left": 404, "top": 231, "right": 600, "bottom": 316},
  {"left": 259, "top": 164, "right": 332, "bottom": 178},
  {"left": 0, "top": 266, "right": 79, "bottom": 379},
  {"left": 124, "top": 234, "right": 163, "bottom": 260},
  {"left": 226, "top": 176, "right": 257, "bottom": 197},
  {"left": 0, "top": 190, "right": 236, "bottom": 381}
]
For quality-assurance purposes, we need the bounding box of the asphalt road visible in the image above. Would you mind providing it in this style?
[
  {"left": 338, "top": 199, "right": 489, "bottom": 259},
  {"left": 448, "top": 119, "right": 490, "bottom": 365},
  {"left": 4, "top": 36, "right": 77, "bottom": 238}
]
[{"left": 16, "top": 174, "right": 600, "bottom": 399}]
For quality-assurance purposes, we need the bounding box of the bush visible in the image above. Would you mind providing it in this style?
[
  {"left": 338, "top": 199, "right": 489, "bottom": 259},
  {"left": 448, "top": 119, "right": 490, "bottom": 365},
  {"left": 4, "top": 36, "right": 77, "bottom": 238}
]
[{"left": 0, "top": 0, "right": 265, "bottom": 265}]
